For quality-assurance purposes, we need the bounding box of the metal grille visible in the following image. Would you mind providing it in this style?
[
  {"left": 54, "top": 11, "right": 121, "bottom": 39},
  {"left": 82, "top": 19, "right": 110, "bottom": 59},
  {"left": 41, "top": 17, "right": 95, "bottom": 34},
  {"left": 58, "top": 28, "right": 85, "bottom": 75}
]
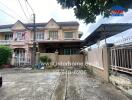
[
  {"left": 14, "top": 57, "right": 31, "bottom": 67},
  {"left": 110, "top": 45, "right": 132, "bottom": 74}
]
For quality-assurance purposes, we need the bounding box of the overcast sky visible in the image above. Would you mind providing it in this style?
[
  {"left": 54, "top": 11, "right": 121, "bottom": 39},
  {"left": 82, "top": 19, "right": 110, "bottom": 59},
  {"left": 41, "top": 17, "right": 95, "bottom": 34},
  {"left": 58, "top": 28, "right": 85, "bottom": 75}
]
[{"left": 0, "top": 0, "right": 132, "bottom": 40}]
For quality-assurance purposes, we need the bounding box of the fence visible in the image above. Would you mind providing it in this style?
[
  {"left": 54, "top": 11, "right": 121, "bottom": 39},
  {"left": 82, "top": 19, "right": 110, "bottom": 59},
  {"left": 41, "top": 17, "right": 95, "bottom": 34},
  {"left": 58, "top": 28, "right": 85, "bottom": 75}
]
[
  {"left": 39, "top": 52, "right": 84, "bottom": 67},
  {"left": 85, "top": 48, "right": 104, "bottom": 69},
  {"left": 58, "top": 55, "right": 84, "bottom": 66},
  {"left": 85, "top": 46, "right": 110, "bottom": 81},
  {"left": 110, "top": 45, "right": 132, "bottom": 74}
]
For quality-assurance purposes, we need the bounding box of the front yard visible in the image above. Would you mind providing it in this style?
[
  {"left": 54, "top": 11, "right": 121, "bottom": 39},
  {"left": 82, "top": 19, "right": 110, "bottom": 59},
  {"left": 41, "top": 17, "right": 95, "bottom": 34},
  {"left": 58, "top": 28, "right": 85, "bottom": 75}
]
[{"left": 0, "top": 68, "right": 130, "bottom": 100}]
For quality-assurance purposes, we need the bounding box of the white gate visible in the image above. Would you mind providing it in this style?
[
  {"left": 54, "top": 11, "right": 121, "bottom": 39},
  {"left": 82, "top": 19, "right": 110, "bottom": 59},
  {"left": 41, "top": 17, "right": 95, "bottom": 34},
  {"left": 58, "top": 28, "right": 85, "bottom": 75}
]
[{"left": 14, "top": 49, "right": 31, "bottom": 67}]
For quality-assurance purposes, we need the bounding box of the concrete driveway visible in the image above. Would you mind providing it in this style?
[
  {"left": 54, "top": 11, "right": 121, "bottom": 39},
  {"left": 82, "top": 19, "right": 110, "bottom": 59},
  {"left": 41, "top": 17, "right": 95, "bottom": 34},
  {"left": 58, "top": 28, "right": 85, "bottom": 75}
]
[{"left": 0, "top": 68, "right": 130, "bottom": 100}]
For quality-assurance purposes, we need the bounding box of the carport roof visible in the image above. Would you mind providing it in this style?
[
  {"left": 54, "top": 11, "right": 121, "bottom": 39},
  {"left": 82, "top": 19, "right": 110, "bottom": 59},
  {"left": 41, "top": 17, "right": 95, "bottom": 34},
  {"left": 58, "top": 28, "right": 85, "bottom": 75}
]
[
  {"left": 83, "top": 23, "right": 132, "bottom": 46},
  {"left": 38, "top": 40, "right": 83, "bottom": 44}
]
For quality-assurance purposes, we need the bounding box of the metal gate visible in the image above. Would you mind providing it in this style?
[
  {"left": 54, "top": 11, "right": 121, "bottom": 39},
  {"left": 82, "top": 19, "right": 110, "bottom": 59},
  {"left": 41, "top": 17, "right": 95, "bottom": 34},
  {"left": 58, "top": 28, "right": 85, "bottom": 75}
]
[
  {"left": 110, "top": 44, "right": 132, "bottom": 74},
  {"left": 14, "top": 49, "right": 31, "bottom": 67}
]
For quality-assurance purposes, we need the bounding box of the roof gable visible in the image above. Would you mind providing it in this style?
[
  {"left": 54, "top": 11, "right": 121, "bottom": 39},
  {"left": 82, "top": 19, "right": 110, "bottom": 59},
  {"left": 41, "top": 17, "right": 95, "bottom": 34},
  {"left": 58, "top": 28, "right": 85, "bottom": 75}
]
[
  {"left": 45, "top": 18, "right": 60, "bottom": 29},
  {"left": 11, "top": 20, "right": 26, "bottom": 30}
]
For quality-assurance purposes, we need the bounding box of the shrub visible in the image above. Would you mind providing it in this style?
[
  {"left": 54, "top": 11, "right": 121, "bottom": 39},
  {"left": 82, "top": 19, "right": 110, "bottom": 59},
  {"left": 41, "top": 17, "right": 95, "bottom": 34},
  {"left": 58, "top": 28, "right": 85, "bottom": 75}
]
[
  {"left": 0, "top": 46, "right": 12, "bottom": 66},
  {"left": 39, "top": 56, "right": 52, "bottom": 66},
  {"left": 39, "top": 56, "right": 48, "bottom": 63}
]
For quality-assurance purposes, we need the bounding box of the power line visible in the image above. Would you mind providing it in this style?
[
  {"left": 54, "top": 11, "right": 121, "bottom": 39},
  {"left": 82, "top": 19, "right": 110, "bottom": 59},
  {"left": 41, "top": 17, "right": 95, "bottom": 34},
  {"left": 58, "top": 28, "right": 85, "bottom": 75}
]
[
  {"left": 25, "top": 0, "right": 35, "bottom": 14},
  {"left": 17, "top": 0, "right": 29, "bottom": 21},
  {"left": 25, "top": 0, "right": 31, "bottom": 18},
  {"left": 0, "top": 8, "right": 17, "bottom": 20},
  {"left": 0, "top": 1, "right": 20, "bottom": 18},
  {"left": 0, "top": 1, "right": 26, "bottom": 22}
]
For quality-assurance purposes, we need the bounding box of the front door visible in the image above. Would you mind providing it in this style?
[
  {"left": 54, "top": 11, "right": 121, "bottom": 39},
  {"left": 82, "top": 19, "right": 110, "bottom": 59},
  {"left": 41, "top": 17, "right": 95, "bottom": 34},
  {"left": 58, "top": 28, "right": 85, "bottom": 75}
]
[{"left": 14, "top": 49, "right": 25, "bottom": 65}]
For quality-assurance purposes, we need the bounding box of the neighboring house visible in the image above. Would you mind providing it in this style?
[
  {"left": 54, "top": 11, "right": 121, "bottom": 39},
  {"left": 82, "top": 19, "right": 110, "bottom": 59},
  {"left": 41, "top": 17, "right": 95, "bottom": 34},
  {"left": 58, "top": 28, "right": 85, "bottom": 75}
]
[{"left": 0, "top": 18, "right": 83, "bottom": 65}]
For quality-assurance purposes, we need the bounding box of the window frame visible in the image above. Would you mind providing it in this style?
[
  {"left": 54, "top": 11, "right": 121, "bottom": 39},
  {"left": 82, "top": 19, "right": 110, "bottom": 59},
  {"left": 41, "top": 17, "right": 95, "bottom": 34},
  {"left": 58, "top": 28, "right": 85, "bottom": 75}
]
[
  {"left": 36, "top": 32, "right": 44, "bottom": 40},
  {"left": 5, "top": 33, "right": 13, "bottom": 40},
  {"left": 64, "top": 32, "right": 74, "bottom": 39},
  {"left": 49, "top": 31, "right": 58, "bottom": 40},
  {"left": 15, "top": 32, "right": 25, "bottom": 41},
  {"left": 64, "top": 48, "right": 79, "bottom": 55}
]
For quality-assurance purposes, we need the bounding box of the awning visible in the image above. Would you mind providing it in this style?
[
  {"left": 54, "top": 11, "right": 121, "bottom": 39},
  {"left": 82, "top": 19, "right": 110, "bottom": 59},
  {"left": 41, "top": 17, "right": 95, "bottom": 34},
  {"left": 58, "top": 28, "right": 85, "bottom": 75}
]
[
  {"left": 83, "top": 23, "right": 132, "bottom": 46},
  {"left": 37, "top": 40, "right": 83, "bottom": 44},
  {"left": 0, "top": 28, "right": 11, "bottom": 32}
]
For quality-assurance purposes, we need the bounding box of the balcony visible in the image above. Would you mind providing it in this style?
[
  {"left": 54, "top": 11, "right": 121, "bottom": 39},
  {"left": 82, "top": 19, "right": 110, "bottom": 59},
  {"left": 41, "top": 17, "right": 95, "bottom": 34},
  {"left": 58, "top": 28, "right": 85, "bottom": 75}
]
[
  {"left": 11, "top": 40, "right": 26, "bottom": 46},
  {"left": 0, "top": 40, "right": 11, "bottom": 45}
]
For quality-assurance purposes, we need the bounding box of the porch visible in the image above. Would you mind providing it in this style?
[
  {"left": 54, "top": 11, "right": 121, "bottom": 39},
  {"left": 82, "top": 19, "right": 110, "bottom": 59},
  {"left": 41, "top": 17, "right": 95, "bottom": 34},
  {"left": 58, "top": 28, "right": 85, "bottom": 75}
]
[
  {"left": 11, "top": 48, "right": 32, "bottom": 66},
  {"left": 38, "top": 40, "right": 83, "bottom": 55}
]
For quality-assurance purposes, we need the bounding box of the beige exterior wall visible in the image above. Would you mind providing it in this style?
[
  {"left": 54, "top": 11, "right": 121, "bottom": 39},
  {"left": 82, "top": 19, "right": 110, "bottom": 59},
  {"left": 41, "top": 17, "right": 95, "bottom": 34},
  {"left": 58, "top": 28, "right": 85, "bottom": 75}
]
[
  {"left": 0, "top": 33, "right": 4, "bottom": 40},
  {"left": 42, "top": 29, "right": 78, "bottom": 40},
  {"left": 58, "top": 29, "right": 63, "bottom": 40},
  {"left": 85, "top": 46, "right": 110, "bottom": 81},
  {"left": 86, "top": 48, "right": 103, "bottom": 69}
]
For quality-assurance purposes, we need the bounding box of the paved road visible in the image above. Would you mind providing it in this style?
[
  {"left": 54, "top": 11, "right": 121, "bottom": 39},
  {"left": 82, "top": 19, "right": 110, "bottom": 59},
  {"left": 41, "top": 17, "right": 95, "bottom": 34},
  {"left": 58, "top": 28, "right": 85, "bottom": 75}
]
[{"left": 0, "top": 68, "right": 130, "bottom": 100}]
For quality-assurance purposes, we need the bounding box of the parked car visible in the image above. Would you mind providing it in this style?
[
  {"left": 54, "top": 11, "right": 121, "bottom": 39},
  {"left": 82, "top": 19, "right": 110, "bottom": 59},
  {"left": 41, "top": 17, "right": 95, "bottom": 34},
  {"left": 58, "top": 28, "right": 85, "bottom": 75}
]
[{"left": 0, "top": 73, "right": 2, "bottom": 87}]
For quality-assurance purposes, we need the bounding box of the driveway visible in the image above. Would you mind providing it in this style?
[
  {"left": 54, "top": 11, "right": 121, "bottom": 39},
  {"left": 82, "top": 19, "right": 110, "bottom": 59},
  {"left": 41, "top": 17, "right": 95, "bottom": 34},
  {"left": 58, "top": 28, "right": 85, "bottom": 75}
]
[{"left": 0, "top": 68, "right": 130, "bottom": 100}]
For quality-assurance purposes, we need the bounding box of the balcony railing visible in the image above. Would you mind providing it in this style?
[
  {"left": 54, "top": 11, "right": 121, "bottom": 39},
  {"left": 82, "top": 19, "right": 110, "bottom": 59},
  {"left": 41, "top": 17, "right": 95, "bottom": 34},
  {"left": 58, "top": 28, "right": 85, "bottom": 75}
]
[{"left": 0, "top": 40, "right": 12, "bottom": 45}]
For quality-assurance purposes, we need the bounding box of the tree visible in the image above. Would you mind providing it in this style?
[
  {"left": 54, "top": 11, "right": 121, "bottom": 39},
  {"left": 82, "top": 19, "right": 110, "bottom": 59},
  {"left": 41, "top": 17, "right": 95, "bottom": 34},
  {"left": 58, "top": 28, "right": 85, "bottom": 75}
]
[
  {"left": 0, "top": 46, "right": 12, "bottom": 66},
  {"left": 57, "top": 0, "right": 131, "bottom": 24}
]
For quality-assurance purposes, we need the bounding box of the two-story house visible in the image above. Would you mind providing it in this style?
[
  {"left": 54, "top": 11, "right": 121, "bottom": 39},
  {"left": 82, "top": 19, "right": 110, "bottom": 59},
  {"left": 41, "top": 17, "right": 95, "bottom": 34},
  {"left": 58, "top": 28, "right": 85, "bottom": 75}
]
[{"left": 0, "top": 18, "right": 83, "bottom": 65}]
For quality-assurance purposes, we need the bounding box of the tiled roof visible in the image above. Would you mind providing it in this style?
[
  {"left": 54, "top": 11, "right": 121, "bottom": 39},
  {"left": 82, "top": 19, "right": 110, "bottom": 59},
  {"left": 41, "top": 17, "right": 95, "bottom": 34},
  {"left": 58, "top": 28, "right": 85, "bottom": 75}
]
[{"left": 0, "top": 21, "right": 79, "bottom": 29}]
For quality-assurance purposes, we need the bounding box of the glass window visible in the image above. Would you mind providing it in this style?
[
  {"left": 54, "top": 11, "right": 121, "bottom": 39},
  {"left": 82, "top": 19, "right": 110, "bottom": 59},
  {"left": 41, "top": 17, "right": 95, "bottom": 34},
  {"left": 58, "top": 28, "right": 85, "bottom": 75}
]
[
  {"left": 36, "top": 32, "right": 44, "bottom": 40},
  {"left": 5, "top": 33, "right": 13, "bottom": 40},
  {"left": 15, "top": 32, "right": 25, "bottom": 40},
  {"left": 64, "top": 32, "right": 73, "bottom": 39},
  {"left": 64, "top": 48, "right": 79, "bottom": 55},
  {"left": 64, "top": 49, "right": 70, "bottom": 55},
  {"left": 49, "top": 31, "right": 58, "bottom": 40}
]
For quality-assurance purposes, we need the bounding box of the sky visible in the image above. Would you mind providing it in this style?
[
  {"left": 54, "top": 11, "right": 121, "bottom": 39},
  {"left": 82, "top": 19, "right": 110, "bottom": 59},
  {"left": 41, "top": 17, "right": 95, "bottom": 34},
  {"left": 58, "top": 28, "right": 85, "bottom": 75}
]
[{"left": 0, "top": 0, "right": 132, "bottom": 41}]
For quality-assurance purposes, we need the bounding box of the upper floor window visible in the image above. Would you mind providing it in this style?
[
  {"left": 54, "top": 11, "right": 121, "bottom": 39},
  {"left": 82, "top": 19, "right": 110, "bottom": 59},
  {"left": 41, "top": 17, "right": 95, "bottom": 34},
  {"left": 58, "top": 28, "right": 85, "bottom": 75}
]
[
  {"left": 64, "top": 32, "right": 73, "bottom": 39},
  {"left": 5, "top": 33, "right": 13, "bottom": 40},
  {"left": 15, "top": 32, "right": 25, "bottom": 41},
  {"left": 49, "top": 31, "right": 58, "bottom": 40},
  {"left": 36, "top": 32, "right": 44, "bottom": 40}
]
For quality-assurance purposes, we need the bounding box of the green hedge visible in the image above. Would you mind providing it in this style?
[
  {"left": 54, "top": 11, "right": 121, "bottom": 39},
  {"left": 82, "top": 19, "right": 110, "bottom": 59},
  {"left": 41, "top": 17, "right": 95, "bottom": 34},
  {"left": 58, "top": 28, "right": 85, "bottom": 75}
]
[{"left": 0, "top": 46, "right": 12, "bottom": 66}]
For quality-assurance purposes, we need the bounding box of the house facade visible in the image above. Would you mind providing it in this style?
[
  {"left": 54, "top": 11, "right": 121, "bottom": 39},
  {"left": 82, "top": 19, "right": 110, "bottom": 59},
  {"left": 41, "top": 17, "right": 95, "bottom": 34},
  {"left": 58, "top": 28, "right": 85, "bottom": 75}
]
[{"left": 0, "top": 19, "right": 83, "bottom": 65}]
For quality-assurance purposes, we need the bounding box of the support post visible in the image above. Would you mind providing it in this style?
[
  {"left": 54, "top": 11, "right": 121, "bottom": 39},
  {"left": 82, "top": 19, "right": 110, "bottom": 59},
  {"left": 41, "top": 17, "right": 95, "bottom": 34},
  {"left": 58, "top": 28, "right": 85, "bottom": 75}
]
[{"left": 32, "top": 13, "right": 36, "bottom": 68}]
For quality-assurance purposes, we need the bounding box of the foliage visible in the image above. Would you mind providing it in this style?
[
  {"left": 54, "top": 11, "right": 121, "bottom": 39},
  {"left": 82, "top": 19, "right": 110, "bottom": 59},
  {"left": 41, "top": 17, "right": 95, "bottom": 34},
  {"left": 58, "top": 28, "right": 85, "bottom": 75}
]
[
  {"left": 0, "top": 46, "right": 12, "bottom": 66},
  {"left": 57, "top": 0, "right": 131, "bottom": 24},
  {"left": 39, "top": 56, "right": 51, "bottom": 64},
  {"left": 40, "top": 56, "right": 48, "bottom": 63}
]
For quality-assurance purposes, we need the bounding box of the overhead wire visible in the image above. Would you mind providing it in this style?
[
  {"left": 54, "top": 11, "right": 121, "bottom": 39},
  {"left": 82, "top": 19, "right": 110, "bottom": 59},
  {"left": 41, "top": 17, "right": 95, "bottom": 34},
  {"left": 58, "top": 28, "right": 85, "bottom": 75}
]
[
  {"left": 25, "top": 0, "right": 35, "bottom": 14},
  {"left": 25, "top": 0, "right": 31, "bottom": 18},
  {"left": 17, "top": 0, "right": 29, "bottom": 21},
  {"left": 0, "top": 0, "right": 34, "bottom": 24},
  {"left": 0, "top": 1, "right": 24, "bottom": 20},
  {"left": 0, "top": 8, "right": 17, "bottom": 20},
  {"left": 24, "top": 0, "right": 32, "bottom": 22}
]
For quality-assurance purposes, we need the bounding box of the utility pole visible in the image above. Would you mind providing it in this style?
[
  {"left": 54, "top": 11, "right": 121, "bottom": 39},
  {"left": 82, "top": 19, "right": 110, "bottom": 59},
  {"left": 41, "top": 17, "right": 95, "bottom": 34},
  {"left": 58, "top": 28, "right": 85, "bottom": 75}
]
[{"left": 32, "top": 13, "right": 36, "bottom": 68}]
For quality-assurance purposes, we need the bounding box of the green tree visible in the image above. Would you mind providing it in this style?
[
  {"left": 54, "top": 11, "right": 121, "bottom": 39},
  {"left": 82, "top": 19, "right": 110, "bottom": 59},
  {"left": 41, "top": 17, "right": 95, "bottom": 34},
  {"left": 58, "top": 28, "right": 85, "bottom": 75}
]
[
  {"left": 0, "top": 46, "right": 12, "bottom": 66},
  {"left": 57, "top": 0, "right": 131, "bottom": 24}
]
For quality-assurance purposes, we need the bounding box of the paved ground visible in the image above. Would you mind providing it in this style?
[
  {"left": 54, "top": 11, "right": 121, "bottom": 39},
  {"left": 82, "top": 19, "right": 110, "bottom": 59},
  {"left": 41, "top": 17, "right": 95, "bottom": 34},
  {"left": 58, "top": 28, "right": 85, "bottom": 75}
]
[{"left": 0, "top": 68, "right": 130, "bottom": 100}]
